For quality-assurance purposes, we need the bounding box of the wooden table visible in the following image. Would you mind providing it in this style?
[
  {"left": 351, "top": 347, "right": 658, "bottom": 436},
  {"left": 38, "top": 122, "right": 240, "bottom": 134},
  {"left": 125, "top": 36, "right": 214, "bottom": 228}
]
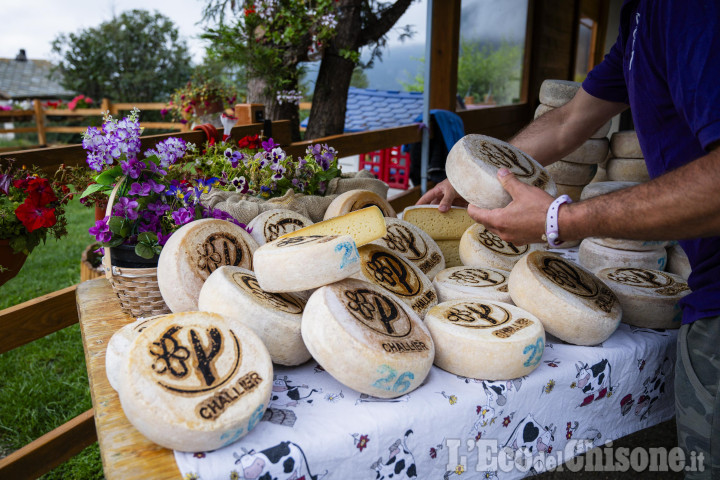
[{"left": 76, "top": 278, "right": 181, "bottom": 479}]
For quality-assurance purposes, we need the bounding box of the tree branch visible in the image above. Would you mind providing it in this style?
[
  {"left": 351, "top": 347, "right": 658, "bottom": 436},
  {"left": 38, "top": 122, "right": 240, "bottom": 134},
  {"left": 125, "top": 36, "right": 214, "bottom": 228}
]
[{"left": 358, "top": 0, "right": 414, "bottom": 45}]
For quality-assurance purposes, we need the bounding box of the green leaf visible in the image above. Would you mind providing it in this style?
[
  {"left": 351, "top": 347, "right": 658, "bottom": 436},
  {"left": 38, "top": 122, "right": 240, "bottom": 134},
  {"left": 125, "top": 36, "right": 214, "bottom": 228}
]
[
  {"left": 107, "top": 216, "right": 124, "bottom": 235},
  {"left": 137, "top": 232, "right": 158, "bottom": 244},
  {"left": 134, "top": 242, "right": 156, "bottom": 259},
  {"left": 107, "top": 237, "right": 124, "bottom": 247},
  {"left": 80, "top": 183, "right": 110, "bottom": 199},
  {"left": 95, "top": 165, "right": 123, "bottom": 186}
]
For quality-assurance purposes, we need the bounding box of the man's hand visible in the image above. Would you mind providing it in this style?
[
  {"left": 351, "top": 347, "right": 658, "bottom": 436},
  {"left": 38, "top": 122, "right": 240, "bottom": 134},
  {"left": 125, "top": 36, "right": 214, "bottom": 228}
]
[
  {"left": 468, "top": 169, "right": 554, "bottom": 245},
  {"left": 415, "top": 179, "right": 468, "bottom": 212}
]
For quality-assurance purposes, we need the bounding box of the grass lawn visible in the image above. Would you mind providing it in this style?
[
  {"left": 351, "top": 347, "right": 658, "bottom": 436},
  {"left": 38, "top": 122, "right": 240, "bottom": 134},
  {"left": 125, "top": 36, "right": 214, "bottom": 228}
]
[{"left": 0, "top": 198, "right": 104, "bottom": 479}]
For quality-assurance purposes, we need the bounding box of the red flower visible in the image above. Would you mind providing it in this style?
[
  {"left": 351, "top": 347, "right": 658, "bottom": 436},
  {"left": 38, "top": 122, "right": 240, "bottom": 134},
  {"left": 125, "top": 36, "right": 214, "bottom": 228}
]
[
  {"left": 502, "top": 416, "right": 511, "bottom": 427},
  {"left": 25, "top": 177, "right": 57, "bottom": 205},
  {"left": 13, "top": 178, "right": 28, "bottom": 190},
  {"left": 208, "top": 137, "right": 216, "bottom": 146},
  {"left": 356, "top": 434, "right": 369, "bottom": 452},
  {"left": 15, "top": 199, "right": 57, "bottom": 232},
  {"left": 244, "top": 6, "right": 255, "bottom": 15},
  {"left": 238, "top": 134, "right": 260, "bottom": 149}
]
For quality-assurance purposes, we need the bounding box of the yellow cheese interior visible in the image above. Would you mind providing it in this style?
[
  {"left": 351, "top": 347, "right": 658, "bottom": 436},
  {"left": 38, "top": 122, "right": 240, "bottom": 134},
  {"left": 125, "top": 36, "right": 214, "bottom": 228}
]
[
  {"left": 277, "top": 206, "right": 386, "bottom": 246},
  {"left": 403, "top": 206, "right": 475, "bottom": 240}
]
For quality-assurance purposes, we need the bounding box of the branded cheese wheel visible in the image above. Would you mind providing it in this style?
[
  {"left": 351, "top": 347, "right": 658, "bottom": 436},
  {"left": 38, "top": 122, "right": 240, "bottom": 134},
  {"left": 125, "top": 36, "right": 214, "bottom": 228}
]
[
  {"left": 254, "top": 234, "right": 360, "bottom": 292},
  {"left": 598, "top": 267, "right": 690, "bottom": 329},
  {"left": 535, "top": 105, "right": 611, "bottom": 140},
  {"left": 509, "top": 252, "right": 622, "bottom": 345},
  {"left": 198, "top": 266, "right": 310, "bottom": 366},
  {"left": 546, "top": 160, "right": 598, "bottom": 186},
  {"left": 580, "top": 181, "right": 639, "bottom": 201},
  {"left": 301, "top": 278, "right": 434, "bottom": 398},
  {"left": 610, "top": 130, "right": 643, "bottom": 158},
  {"left": 459, "top": 223, "right": 540, "bottom": 271},
  {"left": 555, "top": 183, "right": 585, "bottom": 203},
  {"left": 425, "top": 299, "right": 545, "bottom": 379},
  {"left": 277, "top": 206, "right": 386, "bottom": 247},
  {"left": 323, "top": 189, "right": 396, "bottom": 220},
  {"left": 157, "top": 219, "right": 258, "bottom": 313},
  {"left": 562, "top": 138, "right": 611, "bottom": 164},
  {"left": 354, "top": 244, "right": 438, "bottom": 318},
  {"left": 446, "top": 135, "right": 557, "bottom": 209},
  {"left": 106, "top": 317, "right": 159, "bottom": 392},
  {"left": 591, "top": 236, "right": 670, "bottom": 252},
  {"left": 371, "top": 217, "right": 445, "bottom": 279},
  {"left": 606, "top": 157, "right": 650, "bottom": 183},
  {"left": 437, "top": 239, "right": 462, "bottom": 267},
  {"left": 666, "top": 244, "right": 691, "bottom": 280},
  {"left": 538, "top": 79, "right": 581, "bottom": 107},
  {"left": 247, "top": 209, "right": 313, "bottom": 245},
  {"left": 579, "top": 238, "right": 667, "bottom": 274},
  {"left": 118, "top": 311, "right": 273, "bottom": 452},
  {"left": 432, "top": 266, "right": 513, "bottom": 304},
  {"left": 402, "top": 205, "right": 475, "bottom": 240}
]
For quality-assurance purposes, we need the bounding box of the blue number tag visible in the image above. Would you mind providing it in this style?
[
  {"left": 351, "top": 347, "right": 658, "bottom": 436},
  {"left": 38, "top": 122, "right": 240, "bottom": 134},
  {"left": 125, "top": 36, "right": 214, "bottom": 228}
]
[
  {"left": 523, "top": 337, "right": 545, "bottom": 367},
  {"left": 336, "top": 241, "right": 359, "bottom": 269}
]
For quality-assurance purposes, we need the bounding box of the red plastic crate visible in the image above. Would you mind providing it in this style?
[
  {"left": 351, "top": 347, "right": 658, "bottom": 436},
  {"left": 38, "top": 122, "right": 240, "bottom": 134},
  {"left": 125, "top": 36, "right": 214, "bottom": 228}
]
[
  {"left": 384, "top": 146, "right": 410, "bottom": 189},
  {"left": 358, "top": 150, "right": 387, "bottom": 181}
]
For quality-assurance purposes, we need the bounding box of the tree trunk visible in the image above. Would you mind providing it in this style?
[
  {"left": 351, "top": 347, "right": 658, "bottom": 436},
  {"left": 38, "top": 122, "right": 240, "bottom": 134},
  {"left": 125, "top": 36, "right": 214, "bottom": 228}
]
[
  {"left": 247, "top": 73, "right": 302, "bottom": 142},
  {"left": 304, "top": 52, "right": 356, "bottom": 140}
]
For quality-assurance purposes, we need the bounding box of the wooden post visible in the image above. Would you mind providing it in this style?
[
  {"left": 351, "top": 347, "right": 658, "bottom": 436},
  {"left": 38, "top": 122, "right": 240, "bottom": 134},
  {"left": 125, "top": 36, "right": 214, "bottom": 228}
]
[
  {"left": 234, "top": 104, "right": 265, "bottom": 126},
  {"left": 429, "top": 0, "right": 461, "bottom": 110},
  {"left": 33, "top": 99, "right": 46, "bottom": 146},
  {"left": 101, "top": 98, "right": 113, "bottom": 115}
]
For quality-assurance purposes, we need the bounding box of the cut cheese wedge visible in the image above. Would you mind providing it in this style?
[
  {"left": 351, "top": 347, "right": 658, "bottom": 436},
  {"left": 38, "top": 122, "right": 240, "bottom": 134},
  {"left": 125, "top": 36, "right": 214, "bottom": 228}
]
[
  {"left": 277, "top": 206, "right": 386, "bottom": 247},
  {"left": 198, "top": 266, "right": 310, "bottom": 366},
  {"left": 425, "top": 299, "right": 545, "bottom": 379},
  {"left": 459, "top": 223, "right": 541, "bottom": 271},
  {"left": 539, "top": 79, "right": 581, "bottom": 107},
  {"left": 610, "top": 130, "right": 643, "bottom": 158},
  {"left": 546, "top": 160, "right": 598, "bottom": 186},
  {"left": 402, "top": 205, "right": 475, "bottom": 240},
  {"left": 509, "top": 251, "right": 622, "bottom": 345},
  {"left": 432, "top": 266, "right": 513, "bottom": 304},
  {"left": 247, "top": 209, "right": 313, "bottom": 245},
  {"left": 371, "top": 217, "right": 445, "bottom": 279},
  {"left": 301, "top": 278, "right": 434, "bottom": 398},
  {"left": 580, "top": 181, "right": 639, "bottom": 201},
  {"left": 606, "top": 158, "right": 650, "bottom": 183},
  {"left": 579, "top": 238, "right": 667, "bottom": 274},
  {"left": 437, "top": 239, "right": 462, "bottom": 268},
  {"left": 666, "top": 244, "right": 691, "bottom": 280},
  {"left": 324, "top": 189, "right": 396, "bottom": 220},
  {"left": 106, "top": 316, "right": 160, "bottom": 392}
]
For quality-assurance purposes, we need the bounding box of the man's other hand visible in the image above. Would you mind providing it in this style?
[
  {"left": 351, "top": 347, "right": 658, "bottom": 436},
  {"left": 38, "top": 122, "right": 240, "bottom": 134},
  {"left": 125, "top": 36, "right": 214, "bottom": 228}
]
[{"left": 415, "top": 179, "right": 469, "bottom": 212}]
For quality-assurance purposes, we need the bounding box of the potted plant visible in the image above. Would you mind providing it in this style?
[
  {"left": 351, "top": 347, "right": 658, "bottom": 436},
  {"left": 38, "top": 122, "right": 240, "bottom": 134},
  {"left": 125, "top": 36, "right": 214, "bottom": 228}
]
[{"left": 165, "top": 75, "right": 238, "bottom": 127}]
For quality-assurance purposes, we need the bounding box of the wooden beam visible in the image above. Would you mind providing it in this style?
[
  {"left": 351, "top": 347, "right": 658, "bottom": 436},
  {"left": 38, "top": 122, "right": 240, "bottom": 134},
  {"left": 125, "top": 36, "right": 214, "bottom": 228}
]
[
  {"left": 284, "top": 125, "right": 422, "bottom": 159},
  {"left": 113, "top": 102, "right": 168, "bottom": 111},
  {"left": 33, "top": 99, "right": 46, "bottom": 146},
  {"left": 429, "top": 0, "right": 461, "bottom": 110},
  {"left": 0, "top": 110, "right": 33, "bottom": 119}
]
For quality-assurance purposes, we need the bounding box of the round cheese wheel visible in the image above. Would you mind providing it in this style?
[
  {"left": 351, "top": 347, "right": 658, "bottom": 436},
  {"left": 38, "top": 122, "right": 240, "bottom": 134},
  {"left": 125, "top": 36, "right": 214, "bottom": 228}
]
[
  {"left": 446, "top": 134, "right": 557, "bottom": 209},
  {"left": 606, "top": 157, "right": 650, "bottom": 183},
  {"left": 578, "top": 238, "right": 667, "bottom": 274},
  {"left": 301, "top": 278, "right": 434, "bottom": 398},
  {"left": 546, "top": 160, "right": 598, "bottom": 186},
  {"left": 425, "top": 299, "right": 545, "bottom": 379},
  {"left": 198, "top": 266, "right": 310, "bottom": 366},
  {"left": 539, "top": 79, "right": 581, "bottom": 107},
  {"left": 666, "top": 244, "right": 691, "bottom": 280},
  {"left": 432, "top": 266, "right": 513, "bottom": 304},
  {"left": 371, "top": 217, "right": 446, "bottom": 279},
  {"left": 590, "top": 165, "right": 608, "bottom": 183},
  {"left": 118, "top": 311, "right": 273, "bottom": 452},
  {"left": 401, "top": 205, "right": 475, "bottom": 240},
  {"left": 106, "top": 317, "right": 159, "bottom": 392},
  {"left": 562, "top": 138, "right": 611, "bottom": 164},
  {"left": 247, "top": 209, "right": 313, "bottom": 245},
  {"left": 354, "top": 244, "right": 438, "bottom": 318},
  {"left": 158, "top": 219, "right": 258, "bottom": 313},
  {"left": 555, "top": 183, "right": 585, "bottom": 203},
  {"left": 598, "top": 267, "right": 690, "bottom": 329},
  {"left": 509, "top": 252, "right": 622, "bottom": 345},
  {"left": 580, "top": 181, "right": 639, "bottom": 201},
  {"left": 535, "top": 105, "right": 610, "bottom": 140},
  {"left": 610, "top": 130, "right": 643, "bottom": 158},
  {"left": 254, "top": 234, "right": 360, "bottom": 292},
  {"left": 323, "top": 189, "right": 396, "bottom": 220},
  {"left": 436, "top": 239, "right": 462, "bottom": 267},
  {"left": 459, "top": 223, "right": 540, "bottom": 271},
  {"left": 591, "top": 236, "right": 670, "bottom": 252}
]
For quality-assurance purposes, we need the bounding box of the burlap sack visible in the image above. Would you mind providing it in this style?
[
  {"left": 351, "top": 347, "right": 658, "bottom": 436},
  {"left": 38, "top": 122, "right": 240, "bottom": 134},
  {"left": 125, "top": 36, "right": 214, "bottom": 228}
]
[{"left": 202, "top": 170, "right": 389, "bottom": 224}]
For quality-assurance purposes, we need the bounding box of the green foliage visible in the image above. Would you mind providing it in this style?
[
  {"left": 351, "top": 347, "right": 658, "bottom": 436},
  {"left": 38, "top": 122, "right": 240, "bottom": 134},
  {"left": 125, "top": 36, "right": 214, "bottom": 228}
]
[{"left": 51, "top": 9, "right": 193, "bottom": 102}]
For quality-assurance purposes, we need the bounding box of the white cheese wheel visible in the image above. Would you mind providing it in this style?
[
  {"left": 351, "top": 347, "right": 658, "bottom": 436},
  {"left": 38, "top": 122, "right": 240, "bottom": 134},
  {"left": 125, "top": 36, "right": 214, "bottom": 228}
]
[
  {"left": 371, "top": 217, "right": 445, "bottom": 279},
  {"left": 580, "top": 181, "right": 639, "bottom": 201},
  {"left": 562, "top": 138, "right": 611, "bottom": 164},
  {"left": 198, "top": 266, "right": 310, "bottom": 366},
  {"left": 555, "top": 183, "right": 585, "bottom": 203},
  {"left": 437, "top": 239, "right": 462, "bottom": 267},
  {"left": 278, "top": 206, "right": 386, "bottom": 247},
  {"left": 354, "top": 244, "right": 438, "bottom": 318},
  {"left": 606, "top": 158, "right": 650, "bottom": 183},
  {"left": 301, "top": 278, "right": 434, "bottom": 398},
  {"left": 254, "top": 234, "right": 360, "bottom": 292},
  {"left": 598, "top": 267, "right": 690, "bottom": 329},
  {"left": 459, "top": 223, "right": 540, "bottom": 271},
  {"left": 509, "top": 252, "right": 622, "bottom": 345},
  {"left": 535, "top": 105, "right": 610, "bottom": 140},
  {"left": 106, "top": 316, "right": 159, "bottom": 392},
  {"left": 539, "top": 79, "right": 581, "bottom": 107},
  {"left": 591, "top": 237, "right": 670, "bottom": 252},
  {"left": 247, "top": 209, "right": 313, "bottom": 245},
  {"left": 446, "top": 134, "right": 557, "bottom": 209},
  {"left": 323, "top": 189, "right": 396, "bottom": 220},
  {"left": 402, "top": 205, "right": 475, "bottom": 240},
  {"left": 118, "top": 311, "right": 273, "bottom": 452},
  {"left": 425, "top": 299, "right": 545, "bottom": 379},
  {"left": 578, "top": 238, "right": 667, "bottom": 274},
  {"left": 157, "top": 219, "right": 258, "bottom": 313},
  {"left": 432, "top": 266, "right": 513, "bottom": 304},
  {"left": 610, "top": 130, "right": 643, "bottom": 158},
  {"left": 546, "top": 160, "right": 598, "bottom": 186},
  {"left": 666, "top": 244, "right": 691, "bottom": 280},
  {"left": 590, "top": 165, "right": 608, "bottom": 183}
]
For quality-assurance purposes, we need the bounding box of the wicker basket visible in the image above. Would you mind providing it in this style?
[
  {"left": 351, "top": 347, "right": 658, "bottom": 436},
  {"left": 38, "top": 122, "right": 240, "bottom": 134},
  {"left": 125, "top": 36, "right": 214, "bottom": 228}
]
[{"left": 101, "top": 177, "right": 171, "bottom": 318}]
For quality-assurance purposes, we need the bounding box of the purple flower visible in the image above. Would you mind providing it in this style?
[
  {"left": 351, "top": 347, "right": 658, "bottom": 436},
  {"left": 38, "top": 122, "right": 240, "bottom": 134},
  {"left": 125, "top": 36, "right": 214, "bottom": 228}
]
[
  {"left": 172, "top": 207, "right": 194, "bottom": 226},
  {"left": 224, "top": 148, "right": 244, "bottom": 168},
  {"left": 128, "top": 179, "right": 164, "bottom": 196},
  {"left": 112, "top": 197, "right": 139, "bottom": 220},
  {"left": 0, "top": 173, "right": 11, "bottom": 195},
  {"left": 148, "top": 201, "right": 170, "bottom": 215},
  {"left": 231, "top": 176, "right": 248, "bottom": 194},
  {"left": 262, "top": 138, "right": 278, "bottom": 152},
  {"left": 89, "top": 217, "right": 112, "bottom": 243},
  {"left": 120, "top": 158, "right": 146, "bottom": 179},
  {"left": 158, "top": 231, "right": 172, "bottom": 246},
  {"left": 146, "top": 137, "right": 188, "bottom": 167},
  {"left": 147, "top": 161, "right": 167, "bottom": 176}
]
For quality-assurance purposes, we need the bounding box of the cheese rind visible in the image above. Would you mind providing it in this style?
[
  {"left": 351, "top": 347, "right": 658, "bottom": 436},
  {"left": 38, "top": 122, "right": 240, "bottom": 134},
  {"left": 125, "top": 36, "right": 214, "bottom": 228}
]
[
  {"left": 610, "top": 130, "right": 643, "bottom": 158},
  {"left": 591, "top": 237, "right": 670, "bottom": 252},
  {"left": 324, "top": 189, "right": 396, "bottom": 220},
  {"left": 562, "top": 138, "right": 611, "bottom": 164},
  {"left": 555, "top": 183, "right": 585, "bottom": 203},
  {"left": 546, "top": 160, "right": 598, "bottom": 186},
  {"left": 538, "top": 79, "right": 581, "bottom": 107},
  {"left": 402, "top": 205, "right": 475, "bottom": 240},
  {"left": 666, "top": 244, "right": 691, "bottom": 280},
  {"left": 606, "top": 157, "right": 650, "bottom": 183},
  {"left": 580, "top": 181, "right": 639, "bottom": 201},
  {"left": 437, "top": 239, "right": 462, "bottom": 268},
  {"left": 247, "top": 209, "right": 313, "bottom": 245},
  {"left": 106, "top": 317, "right": 159, "bottom": 392},
  {"left": 432, "top": 266, "right": 513, "bottom": 304},
  {"left": 277, "top": 206, "right": 386, "bottom": 247},
  {"left": 579, "top": 238, "right": 667, "bottom": 274},
  {"left": 371, "top": 217, "right": 445, "bottom": 279},
  {"left": 459, "top": 223, "right": 540, "bottom": 271}
]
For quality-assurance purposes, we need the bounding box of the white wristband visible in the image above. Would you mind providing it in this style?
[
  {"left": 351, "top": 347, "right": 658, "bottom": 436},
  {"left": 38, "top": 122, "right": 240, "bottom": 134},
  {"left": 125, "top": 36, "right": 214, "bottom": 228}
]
[{"left": 544, "top": 194, "right": 572, "bottom": 247}]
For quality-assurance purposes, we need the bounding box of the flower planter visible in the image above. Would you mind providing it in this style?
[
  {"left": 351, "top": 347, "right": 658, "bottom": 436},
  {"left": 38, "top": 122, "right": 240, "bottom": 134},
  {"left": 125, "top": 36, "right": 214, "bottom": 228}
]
[
  {"left": 80, "top": 243, "right": 105, "bottom": 282},
  {"left": 0, "top": 239, "right": 28, "bottom": 287},
  {"left": 108, "top": 244, "right": 160, "bottom": 268}
]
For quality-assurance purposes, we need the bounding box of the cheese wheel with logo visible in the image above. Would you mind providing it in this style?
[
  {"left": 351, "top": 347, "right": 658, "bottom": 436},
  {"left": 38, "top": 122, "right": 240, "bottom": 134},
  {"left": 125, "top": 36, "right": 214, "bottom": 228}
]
[
  {"left": 278, "top": 206, "right": 386, "bottom": 247},
  {"left": 301, "top": 278, "right": 434, "bottom": 398},
  {"left": 606, "top": 158, "right": 650, "bottom": 183},
  {"left": 546, "top": 160, "right": 598, "bottom": 186},
  {"left": 323, "top": 189, "right": 396, "bottom": 220},
  {"left": 425, "top": 300, "right": 545, "bottom": 379},
  {"left": 539, "top": 79, "right": 581, "bottom": 107},
  {"left": 402, "top": 205, "right": 475, "bottom": 240},
  {"left": 354, "top": 244, "right": 438, "bottom": 318},
  {"left": 509, "top": 252, "right": 622, "bottom": 345},
  {"left": 598, "top": 267, "right": 690, "bottom": 329},
  {"left": 591, "top": 237, "right": 670, "bottom": 252},
  {"left": 106, "top": 316, "right": 159, "bottom": 392},
  {"left": 157, "top": 219, "right": 259, "bottom": 313},
  {"left": 580, "top": 181, "right": 639, "bottom": 201},
  {"left": 371, "top": 217, "right": 445, "bottom": 279},
  {"left": 118, "top": 311, "right": 273, "bottom": 452},
  {"left": 254, "top": 235, "right": 360, "bottom": 292},
  {"left": 579, "top": 238, "right": 667, "bottom": 274},
  {"left": 436, "top": 239, "right": 462, "bottom": 267},
  {"left": 535, "top": 105, "right": 610, "bottom": 140},
  {"left": 446, "top": 135, "right": 557, "bottom": 209},
  {"left": 198, "top": 266, "right": 309, "bottom": 366},
  {"left": 247, "top": 209, "right": 313, "bottom": 245},
  {"left": 610, "top": 130, "right": 643, "bottom": 158},
  {"left": 459, "top": 223, "right": 541, "bottom": 271},
  {"left": 432, "top": 266, "right": 513, "bottom": 304},
  {"left": 666, "top": 244, "right": 691, "bottom": 280}
]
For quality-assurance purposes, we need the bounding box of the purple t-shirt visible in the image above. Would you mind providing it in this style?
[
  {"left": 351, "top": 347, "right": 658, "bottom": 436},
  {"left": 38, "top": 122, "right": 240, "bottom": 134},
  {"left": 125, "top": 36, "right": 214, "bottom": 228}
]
[{"left": 582, "top": 0, "right": 720, "bottom": 324}]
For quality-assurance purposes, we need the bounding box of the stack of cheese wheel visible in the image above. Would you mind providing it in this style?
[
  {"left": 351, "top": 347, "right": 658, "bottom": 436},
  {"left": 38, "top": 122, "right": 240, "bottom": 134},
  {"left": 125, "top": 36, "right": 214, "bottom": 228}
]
[
  {"left": 117, "top": 311, "right": 273, "bottom": 452},
  {"left": 323, "top": 189, "right": 396, "bottom": 220},
  {"left": 459, "top": 223, "right": 540, "bottom": 271},
  {"left": 607, "top": 130, "right": 650, "bottom": 183},
  {"left": 247, "top": 209, "right": 313, "bottom": 245},
  {"left": 597, "top": 267, "right": 690, "bottom": 329},
  {"left": 371, "top": 217, "right": 446, "bottom": 279},
  {"left": 432, "top": 266, "right": 513, "bottom": 304},
  {"left": 509, "top": 251, "right": 622, "bottom": 345},
  {"left": 403, "top": 205, "right": 475, "bottom": 267},
  {"left": 301, "top": 278, "right": 434, "bottom": 398},
  {"left": 666, "top": 244, "right": 691, "bottom": 280},
  {"left": 536, "top": 79, "right": 611, "bottom": 202},
  {"left": 425, "top": 299, "right": 545, "bottom": 379},
  {"left": 199, "top": 266, "right": 310, "bottom": 366}
]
